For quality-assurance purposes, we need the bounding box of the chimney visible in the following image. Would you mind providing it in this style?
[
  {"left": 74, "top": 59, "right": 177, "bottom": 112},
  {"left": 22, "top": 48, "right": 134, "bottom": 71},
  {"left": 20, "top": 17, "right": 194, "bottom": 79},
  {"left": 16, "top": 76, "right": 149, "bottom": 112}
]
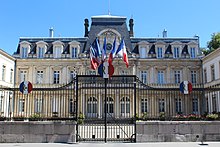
[
  {"left": 84, "top": 19, "right": 89, "bottom": 37},
  {"left": 49, "top": 27, "right": 54, "bottom": 38},
  {"left": 129, "top": 18, "right": 134, "bottom": 37},
  {"left": 163, "top": 29, "right": 167, "bottom": 38}
]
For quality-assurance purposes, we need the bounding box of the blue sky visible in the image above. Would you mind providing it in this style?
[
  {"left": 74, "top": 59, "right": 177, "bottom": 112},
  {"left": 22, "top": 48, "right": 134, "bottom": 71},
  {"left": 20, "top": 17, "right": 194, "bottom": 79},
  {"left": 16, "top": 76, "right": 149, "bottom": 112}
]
[{"left": 0, "top": 0, "right": 219, "bottom": 55}]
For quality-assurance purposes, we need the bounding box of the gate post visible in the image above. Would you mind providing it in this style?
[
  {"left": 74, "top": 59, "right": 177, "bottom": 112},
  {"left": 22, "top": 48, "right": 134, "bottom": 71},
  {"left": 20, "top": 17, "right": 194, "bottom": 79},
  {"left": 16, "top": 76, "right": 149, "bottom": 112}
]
[
  {"left": 134, "top": 76, "right": 137, "bottom": 142},
  {"left": 76, "top": 75, "right": 79, "bottom": 142}
]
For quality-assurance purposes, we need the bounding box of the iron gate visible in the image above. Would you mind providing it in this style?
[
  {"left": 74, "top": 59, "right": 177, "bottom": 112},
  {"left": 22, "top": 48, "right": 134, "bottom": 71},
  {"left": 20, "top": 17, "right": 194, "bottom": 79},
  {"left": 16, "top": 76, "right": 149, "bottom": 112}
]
[{"left": 76, "top": 75, "right": 137, "bottom": 142}]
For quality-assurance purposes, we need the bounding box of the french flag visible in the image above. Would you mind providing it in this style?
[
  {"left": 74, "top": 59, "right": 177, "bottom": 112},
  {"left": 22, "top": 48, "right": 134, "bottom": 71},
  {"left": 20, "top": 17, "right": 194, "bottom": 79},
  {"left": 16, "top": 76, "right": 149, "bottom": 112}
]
[
  {"left": 108, "top": 37, "right": 117, "bottom": 65},
  {"left": 90, "top": 46, "right": 100, "bottom": 70},
  {"left": 116, "top": 39, "right": 129, "bottom": 68},
  {"left": 102, "top": 37, "right": 107, "bottom": 62}
]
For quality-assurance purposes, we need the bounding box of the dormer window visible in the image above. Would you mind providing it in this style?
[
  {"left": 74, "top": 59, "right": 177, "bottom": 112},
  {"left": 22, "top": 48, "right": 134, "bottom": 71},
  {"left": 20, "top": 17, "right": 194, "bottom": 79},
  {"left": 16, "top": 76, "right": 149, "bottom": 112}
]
[
  {"left": 21, "top": 47, "right": 28, "bottom": 58},
  {"left": 138, "top": 41, "right": 149, "bottom": 59},
  {"left": 19, "top": 41, "right": 31, "bottom": 58},
  {"left": 36, "top": 41, "right": 47, "bottom": 58},
  {"left": 157, "top": 47, "right": 163, "bottom": 58},
  {"left": 69, "top": 41, "right": 80, "bottom": 59},
  {"left": 71, "top": 47, "right": 78, "bottom": 58},
  {"left": 190, "top": 47, "right": 196, "bottom": 58},
  {"left": 38, "top": 47, "right": 45, "bottom": 58},
  {"left": 52, "top": 41, "right": 64, "bottom": 58},
  {"left": 173, "top": 47, "right": 180, "bottom": 58}
]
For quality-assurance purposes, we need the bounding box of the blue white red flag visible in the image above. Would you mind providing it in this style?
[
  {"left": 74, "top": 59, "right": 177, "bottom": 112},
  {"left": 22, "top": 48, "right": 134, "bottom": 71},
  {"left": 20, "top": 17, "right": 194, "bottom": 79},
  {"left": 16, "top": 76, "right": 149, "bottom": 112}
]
[
  {"left": 116, "top": 39, "right": 129, "bottom": 68},
  {"left": 108, "top": 37, "right": 117, "bottom": 65},
  {"left": 90, "top": 46, "right": 100, "bottom": 70},
  {"left": 93, "top": 38, "right": 101, "bottom": 57}
]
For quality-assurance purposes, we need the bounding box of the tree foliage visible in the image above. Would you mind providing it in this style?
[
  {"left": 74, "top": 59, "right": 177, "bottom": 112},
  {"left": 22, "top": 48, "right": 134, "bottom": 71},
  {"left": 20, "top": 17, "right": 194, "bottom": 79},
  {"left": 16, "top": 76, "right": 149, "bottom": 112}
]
[{"left": 205, "top": 32, "right": 220, "bottom": 55}]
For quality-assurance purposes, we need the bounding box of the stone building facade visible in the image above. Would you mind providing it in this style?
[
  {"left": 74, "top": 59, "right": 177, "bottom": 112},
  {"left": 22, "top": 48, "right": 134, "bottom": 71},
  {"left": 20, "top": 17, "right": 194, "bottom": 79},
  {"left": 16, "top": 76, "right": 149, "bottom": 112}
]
[{"left": 1, "top": 15, "right": 205, "bottom": 118}]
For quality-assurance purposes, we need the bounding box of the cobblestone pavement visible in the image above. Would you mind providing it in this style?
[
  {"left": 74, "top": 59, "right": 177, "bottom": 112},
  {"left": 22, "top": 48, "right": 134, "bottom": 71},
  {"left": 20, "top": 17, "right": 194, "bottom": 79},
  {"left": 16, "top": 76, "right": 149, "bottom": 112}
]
[{"left": 0, "top": 142, "right": 219, "bottom": 147}]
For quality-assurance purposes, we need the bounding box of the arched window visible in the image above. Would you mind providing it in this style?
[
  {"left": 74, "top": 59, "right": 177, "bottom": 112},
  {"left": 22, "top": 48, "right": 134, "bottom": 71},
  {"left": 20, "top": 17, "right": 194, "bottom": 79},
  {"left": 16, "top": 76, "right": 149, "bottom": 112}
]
[
  {"left": 104, "top": 97, "right": 114, "bottom": 117},
  {"left": 120, "top": 97, "right": 130, "bottom": 117},
  {"left": 87, "top": 97, "right": 98, "bottom": 118}
]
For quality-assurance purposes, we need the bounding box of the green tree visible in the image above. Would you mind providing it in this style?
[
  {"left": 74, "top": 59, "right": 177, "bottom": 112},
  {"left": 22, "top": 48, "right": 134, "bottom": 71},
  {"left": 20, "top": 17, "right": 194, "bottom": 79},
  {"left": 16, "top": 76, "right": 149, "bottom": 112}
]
[{"left": 205, "top": 32, "right": 220, "bottom": 55}]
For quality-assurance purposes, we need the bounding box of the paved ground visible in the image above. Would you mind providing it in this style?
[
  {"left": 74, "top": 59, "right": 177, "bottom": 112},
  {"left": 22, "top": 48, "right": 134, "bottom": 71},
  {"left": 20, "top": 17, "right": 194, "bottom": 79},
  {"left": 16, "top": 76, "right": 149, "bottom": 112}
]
[{"left": 0, "top": 142, "right": 219, "bottom": 147}]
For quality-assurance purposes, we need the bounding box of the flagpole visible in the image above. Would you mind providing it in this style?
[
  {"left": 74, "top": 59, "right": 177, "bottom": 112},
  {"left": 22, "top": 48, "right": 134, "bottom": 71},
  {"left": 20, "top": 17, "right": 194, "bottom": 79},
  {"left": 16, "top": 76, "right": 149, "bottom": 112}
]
[{"left": 104, "top": 77, "right": 107, "bottom": 143}]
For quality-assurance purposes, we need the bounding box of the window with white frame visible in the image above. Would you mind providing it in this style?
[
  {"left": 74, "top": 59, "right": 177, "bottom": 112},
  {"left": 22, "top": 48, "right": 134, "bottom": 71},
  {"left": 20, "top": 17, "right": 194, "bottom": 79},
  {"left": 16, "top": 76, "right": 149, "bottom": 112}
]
[
  {"left": 211, "top": 65, "right": 215, "bottom": 81},
  {"left": 19, "top": 99, "right": 25, "bottom": 112},
  {"left": 71, "top": 47, "right": 78, "bottom": 58},
  {"left": 174, "top": 70, "right": 181, "bottom": 84},
  {"left": 175, "top": 98, "right": 182, "bottom": 113},
  {"left": 35, "top": 98, "right": 43, "bottom": 113},
  {"left": 36, "top": 71, "right": 43, "bottom": 84},
  {"left": 157, "top": 47, "right": 163, "bottom": 58},
  {"left": 52, "top": 97, "right": 58, "bottom": 113},
  {"left": 192, "top": 98, "right": 198, "bottom": 113},
  {"left": 140, "top": 47, "right": 146, "bottom": 58},
  {"left": 10, "top": 69, "right": 13, "bottom": 83},
  {"left": 87, "top": 97, "right": 98, "bottom": 117},
  {"left": 191, "top": 70, "right": 197, "bottom": 84},
  {"left": 104, "top": 97, "right": 114, "bottom": 116},
  {"left": 120, "top": 97, "right": 130, "bottom": 116},
  {"left": 157, "top": 70, "right": 164, "bottom": 84},
  {"left": 54, "top": 46, "right": 62, "bottom": 58},
  {"left": 158, "top": 98, "right": 165, "bottom": 112},
  {"left": 190, "top": 47, "right": 196, "bottom": 58},
  {"left": 20, "top": 70, "right": 27, "bottom": 82},
  {"left": 141, "top": 98, "right": 148, "bottom": 113},
  {"left": 53, "top": 71, "right": 60, "bottom": 84},
  {"left": 173, "top": 47, "right": 180, "bottom": 58},
  {"left": 38, "top": 47, "right": 45, "bottom": 58},
  {"left": 2, "top": 65, "right": 6, "bottom": 81},
  {"left": 21, "top": 47, "right": 28, "bottom": 58},
  {"left": 140, "top": 70, "right": 147, "bottom": 84}
]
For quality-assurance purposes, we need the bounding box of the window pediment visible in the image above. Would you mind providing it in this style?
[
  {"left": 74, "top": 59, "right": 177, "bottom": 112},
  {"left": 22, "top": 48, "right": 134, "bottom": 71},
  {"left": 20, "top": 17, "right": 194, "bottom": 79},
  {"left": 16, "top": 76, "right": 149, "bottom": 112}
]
[
  {"left": 20, "top": 41, "right": 31, "bottom": 45},
  {"left": 187, "top": 41, "right": 198, "bottom": 45},
  {"left": 52, "top": 41, "right": 64, "bottom": 46},
  {"left": 138, "top": 41, "right": 150, "bottom": 46},
  {"left": 170, "top": 41, "right": 182, "bottom": 45},
  {"left": 69, "top": 41, "right": 80, "bottom": 46}
]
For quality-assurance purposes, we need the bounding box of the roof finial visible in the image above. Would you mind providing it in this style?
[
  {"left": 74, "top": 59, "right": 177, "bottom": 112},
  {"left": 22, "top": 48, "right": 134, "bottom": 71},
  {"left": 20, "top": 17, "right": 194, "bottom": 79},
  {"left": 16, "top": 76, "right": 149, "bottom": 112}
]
[{"left": 108, "top": 0, "right": 111, "bottom": 15}]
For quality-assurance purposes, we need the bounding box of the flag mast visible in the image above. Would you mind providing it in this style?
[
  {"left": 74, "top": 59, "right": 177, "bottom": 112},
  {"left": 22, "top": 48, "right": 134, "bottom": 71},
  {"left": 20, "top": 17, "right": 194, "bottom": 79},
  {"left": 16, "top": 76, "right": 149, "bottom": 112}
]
[{"left": 108, "top": 0, "right": 111, "bottom": 15}]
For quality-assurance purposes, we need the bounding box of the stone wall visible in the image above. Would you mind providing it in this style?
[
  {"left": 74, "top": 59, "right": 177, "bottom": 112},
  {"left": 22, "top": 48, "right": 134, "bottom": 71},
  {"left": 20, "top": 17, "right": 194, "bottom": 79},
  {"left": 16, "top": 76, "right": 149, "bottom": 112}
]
[
  {"left": 0, "top": 121, "right": 76, "bottom": 143},
  {"left": 136, "top": 121, "right": 220, "bottom": 142}
]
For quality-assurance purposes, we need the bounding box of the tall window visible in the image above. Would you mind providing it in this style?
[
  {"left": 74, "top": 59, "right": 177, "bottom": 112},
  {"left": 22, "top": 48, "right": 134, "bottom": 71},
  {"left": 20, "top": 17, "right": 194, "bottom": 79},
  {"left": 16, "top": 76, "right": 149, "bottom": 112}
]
[
  {"left": 204, "top": 69, "right": 207, "bottom": 83},
  {"left": 212, "top": 94, "right": 217, "bottom": 112},
  {"left": 141, "top": 98, "right": 148, "bottom": 113},
  {"left": 175, "top": 98, "right": 182, "bottom": 113},
  {"left": 87, "top": 97, "right": 98, "bottom": 118},
  {"left": 2, "top": 65, "right": 6, "bottom": 81},
  {"left": 211, "top": 65, "right": 215, "bottom": 81},
  {"left": 104, "top": 97, "right": 114, "bottom": 117},
  {"left": 19, "top": 99, "right": 25, "bottom": 112},
  {"left": 21, "top": 47, "right": 28, "bottom": 58},
  {"left": 120, "top": 97, "right": 130, "bottom": 117},
  {"left": 158, "top": 98, "right": 165, "bottom": 112},
  {"left": 52, "top": 97, "right": 58, "bottom": 113},
  {"left": 157, "top": 70, "right": 164, "bottom": 84},
  {"left": 38, "top": 47, "right": 45, "bottom": 58},
  {"left": 190, "top": 47, "right": 196, "bottom": 58},
  {"left": 69, "top": 99, "right": 76, "bottom": 114},
  {"left": 174, "top": 70, "right": 181, "bottom": 84},
  {"left": 10, "top": 69, "right": 13, "bottom": 83},
  {"left": 191, "top": 70, "right": 197, "bottom": 84},
  {"left": 20, "top": 70, "right": 27, "bottom": 82},
  {"left": 54, "top": 46, "right": 62, "bottom": 58},
  {"left": 192, "top": 98, "right": 198, "bottom": 113},
  {"left": 157, "top": 47, "right": 163, "bottom": 58},
  {"left": 53, "top": 71, "right": 60, "bottom": 84},
  {"left": 140, "top": 71, "right": 147, "bottom": 84},
  {"left": 71, "top": 47, "right": 78, "bottom": 58},
  {"left": 173, "top": 47, "right": 179, "bottom": 58},
  {"left": 35, "top": 98, "right": 43, "bottom": 113},
  {"left": 36, "top": 71, "right": 43, "bottom": 84}
]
